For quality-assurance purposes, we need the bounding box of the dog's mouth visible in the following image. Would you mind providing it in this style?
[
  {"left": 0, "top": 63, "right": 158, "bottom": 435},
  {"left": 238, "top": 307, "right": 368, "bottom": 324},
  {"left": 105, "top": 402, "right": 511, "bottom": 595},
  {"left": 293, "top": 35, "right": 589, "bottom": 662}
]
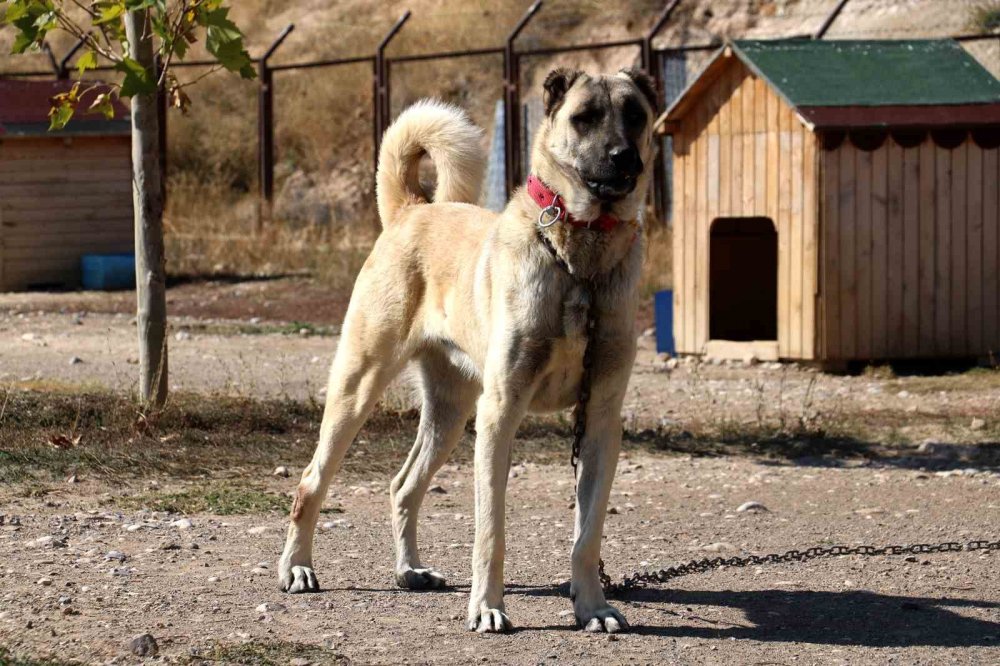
[{"left": 581, "top": 173, "right": 637, "bottom": 202}]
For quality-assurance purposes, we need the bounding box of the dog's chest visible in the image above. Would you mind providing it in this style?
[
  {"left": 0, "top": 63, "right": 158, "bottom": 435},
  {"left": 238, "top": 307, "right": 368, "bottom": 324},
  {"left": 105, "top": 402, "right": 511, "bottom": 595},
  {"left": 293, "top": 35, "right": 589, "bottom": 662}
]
[{"left": 526, "top": 285, "right": 591, "bottom": 412}]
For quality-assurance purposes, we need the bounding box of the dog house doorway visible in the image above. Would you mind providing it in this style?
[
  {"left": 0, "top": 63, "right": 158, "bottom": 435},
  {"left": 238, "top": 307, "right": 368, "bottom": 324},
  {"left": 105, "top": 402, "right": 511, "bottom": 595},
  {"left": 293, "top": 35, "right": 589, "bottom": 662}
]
[{"left": 709, "top": 217, "right": 778, "bottom": 342}]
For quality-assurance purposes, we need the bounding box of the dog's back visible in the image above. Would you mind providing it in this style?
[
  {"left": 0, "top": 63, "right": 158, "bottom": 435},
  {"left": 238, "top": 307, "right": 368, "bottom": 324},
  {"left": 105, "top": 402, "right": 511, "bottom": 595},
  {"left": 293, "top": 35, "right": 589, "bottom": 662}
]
[{"left": 375, "top": 100, "right": 486, "bottom": 226}]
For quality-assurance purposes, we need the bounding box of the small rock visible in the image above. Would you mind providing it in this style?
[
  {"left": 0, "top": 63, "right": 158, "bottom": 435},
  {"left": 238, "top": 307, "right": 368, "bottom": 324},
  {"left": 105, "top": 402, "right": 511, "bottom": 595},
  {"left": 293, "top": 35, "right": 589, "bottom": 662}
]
[
  {"left": 105, "top": 550, "right": 127, "bottom": 562},
  {"left": 171, "top": 518, "right": 193, "bottom": 530},
  {"left": 129, "top": 634, "right": 159, "bottom": 657},
  {"left": 68, "top": 356, "right": 83, "bottom": 365},
  {"left": 736, "top": 501, "right": 769, "bottom": 513},
  {"left": 742, "top": 353, "right": 758, "bottom": 366},
  {"left": 250, "top": 567, "right": 268, "bottom": 575},
  {"left": 247, "top": 526, "right": 269, "bottom": 535},
  {"left": 174, "top": 330, "right": 191, "bottom": 341},
  {"left": 971, "top": 418, "right": 986, "bottom": 431},
  {"left": 607, "top": 506, "right": 620, "bottom": 515},
  {"left": 558, "top": 610, "right": 575, "bottom": 618},
  {"left": 273, "top": 466, "right": 290, "bottom": 478},
  {"left": 916, "top": 440, "right": 937, "bottom": 454},
  {"left": 125, "top": 524, "right": 143, "bottom": 533},
  {"left": 37, "top": 578, "right": 53, "bottom": 586},
  {"left": 65, "top": 474, "right": 78, "bottom": 484},
  {"left": 703, "top": 542, "right": 734, "bottom": 553},
  {"left": 208, "top": 576, "right": 220, "bottom": 583},
  {"left": 428, "top": 485, "right": 447, "bottom": 494},
  {"left": 255, "top": 602, "right": 286, "bottom": 613}
]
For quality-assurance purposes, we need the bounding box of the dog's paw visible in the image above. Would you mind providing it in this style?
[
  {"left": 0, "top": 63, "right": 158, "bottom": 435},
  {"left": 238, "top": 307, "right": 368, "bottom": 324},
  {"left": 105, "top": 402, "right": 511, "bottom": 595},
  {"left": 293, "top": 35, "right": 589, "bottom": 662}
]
[
  {"left": 576, "top": 604, "right": 628, "bottom": 634},
  {"left": 467, "top": 605, "right": 513, "bottom": 633},
  {"left": 279, "top": 563, "right": 319, "bottom": 594},
  {"left": 396, "top": 566, "right": 447, "bottom": 590}
]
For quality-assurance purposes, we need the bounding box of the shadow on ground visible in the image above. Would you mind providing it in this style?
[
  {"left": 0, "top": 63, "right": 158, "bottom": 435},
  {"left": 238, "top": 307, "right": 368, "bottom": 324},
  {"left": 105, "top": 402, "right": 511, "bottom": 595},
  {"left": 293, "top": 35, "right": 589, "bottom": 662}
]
[{"left": 521, "top": 586, "right": 1000, "bottom": 647}]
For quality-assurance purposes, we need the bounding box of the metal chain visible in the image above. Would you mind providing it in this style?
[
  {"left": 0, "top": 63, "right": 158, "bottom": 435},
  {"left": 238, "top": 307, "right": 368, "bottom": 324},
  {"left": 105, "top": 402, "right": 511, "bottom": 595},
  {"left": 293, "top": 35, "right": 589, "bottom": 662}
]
[
  {"left": 599, "top": 539, "right": 1000, "bottom": 596},
  {"left": 532, "top": 228, "right": 999, "bottom": 599}
]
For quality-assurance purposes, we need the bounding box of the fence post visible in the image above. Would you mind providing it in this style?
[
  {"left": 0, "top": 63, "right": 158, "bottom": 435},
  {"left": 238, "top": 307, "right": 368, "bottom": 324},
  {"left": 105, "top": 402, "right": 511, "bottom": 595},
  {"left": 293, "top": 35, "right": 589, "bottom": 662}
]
[
  {"left": 56, "top": 37, "right": 87, "bottom": 80},
  {"left": 643, "top": 0, "right": 682, "bottom": 224},
  {"left": 504, "top": 0, "right": 542, "bottom": 199},
  {"left": 373, "top": 11, "right": 411, "bottom": 175},
  {"left": 814, "top": 0, "right": 851, "bottom": 39},
  {"left": 257, "top": 24, "right": 295, "bottom": 231}
]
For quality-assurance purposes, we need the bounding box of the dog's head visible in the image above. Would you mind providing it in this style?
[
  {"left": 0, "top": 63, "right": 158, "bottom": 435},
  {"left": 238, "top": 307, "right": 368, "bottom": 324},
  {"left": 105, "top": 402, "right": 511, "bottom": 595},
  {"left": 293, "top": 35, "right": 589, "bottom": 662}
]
[{"left": 532, "top": 68, "right": 658, "bottom": 216}]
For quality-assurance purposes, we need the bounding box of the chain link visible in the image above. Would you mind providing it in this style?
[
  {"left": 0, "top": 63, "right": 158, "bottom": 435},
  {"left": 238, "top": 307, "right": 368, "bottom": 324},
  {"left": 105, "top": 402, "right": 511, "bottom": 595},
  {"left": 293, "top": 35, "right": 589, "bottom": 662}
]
[{"left": 599, "top": 539, "right": 1000, "bottom": 596}]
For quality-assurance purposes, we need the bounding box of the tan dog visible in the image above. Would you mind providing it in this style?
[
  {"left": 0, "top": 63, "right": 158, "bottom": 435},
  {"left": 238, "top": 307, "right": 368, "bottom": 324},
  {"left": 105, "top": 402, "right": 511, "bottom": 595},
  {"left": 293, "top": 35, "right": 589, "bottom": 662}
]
[{"left": 278, "top": 68, "right": 657, "bottom": 634}]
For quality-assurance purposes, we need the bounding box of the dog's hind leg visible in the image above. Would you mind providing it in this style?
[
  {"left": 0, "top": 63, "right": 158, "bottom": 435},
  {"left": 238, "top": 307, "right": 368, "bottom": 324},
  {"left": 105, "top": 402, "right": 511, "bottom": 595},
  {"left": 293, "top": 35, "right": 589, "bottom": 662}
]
[
  {"left": 278, "top": 303, "right": 412, "bottom": 594},
  {"left": 390, "top": 348, "right": 479, "bottom": 590}
]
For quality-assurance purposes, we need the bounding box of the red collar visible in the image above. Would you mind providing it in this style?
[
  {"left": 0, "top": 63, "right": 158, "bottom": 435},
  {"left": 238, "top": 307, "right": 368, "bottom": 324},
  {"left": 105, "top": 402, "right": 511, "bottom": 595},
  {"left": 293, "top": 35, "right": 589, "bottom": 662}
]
[{"left": 525, "top": 175, "right": 622, "bottom": 232}]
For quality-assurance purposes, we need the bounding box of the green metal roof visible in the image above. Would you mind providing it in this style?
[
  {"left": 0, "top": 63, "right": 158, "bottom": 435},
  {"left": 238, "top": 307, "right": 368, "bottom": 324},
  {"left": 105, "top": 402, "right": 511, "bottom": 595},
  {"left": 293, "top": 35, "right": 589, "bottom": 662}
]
[{"left": 732, "top": 39, "right": 1000, "bottom": 107}]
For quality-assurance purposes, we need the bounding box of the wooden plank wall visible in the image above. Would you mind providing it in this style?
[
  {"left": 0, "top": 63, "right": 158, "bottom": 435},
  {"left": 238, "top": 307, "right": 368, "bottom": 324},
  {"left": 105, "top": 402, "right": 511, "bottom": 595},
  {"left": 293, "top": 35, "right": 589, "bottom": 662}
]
[
  {"left": 672, "top": 58, "right": 818, "bottom": 359},
  {"left": 0, "top": 136, "right": 133, "bottom": 291},
  {"left": 820, "top": 137, "right": 1000, "bottom": 359}
]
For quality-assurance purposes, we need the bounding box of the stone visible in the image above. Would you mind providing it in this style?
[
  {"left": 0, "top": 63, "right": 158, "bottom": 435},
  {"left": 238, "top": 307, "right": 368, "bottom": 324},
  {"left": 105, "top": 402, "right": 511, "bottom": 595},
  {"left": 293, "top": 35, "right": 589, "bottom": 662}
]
[
  {"left": 174, "top": 330, "right": 191, "bottom": 342},
  {"left": 129, "top": 634, "right": 159, "bottom": 657},
  {"left": 428, "top": 485, "right": 447, "bottom": 494},
  {"left": 702, "top": 542, "right": 734, "bottom": 553},
  {"left": 246, "top": 526, "right": 269, "bottom": 535},
  {"left": 255, "top": 602, "right": 286, "bottom": 613},
  {"left": 68, "top": 356, "right": 83, "bottom": 365},
  {"left": 273, "top": 466, "right": 290, "bottom": 478},
  {"left": 971, "top": 418, "right": 986, "bottom": 431},
  {"left": 171, "top": 518, "right": 193, "bottom": 530},
  {"left": 105, "top": 551, "right": 127, "bottom": 562},
  {"left": 37, "top": 577, "right": 53, "bottom": 586},
  {"left": 607, "top": 506, "right": 620, "bottom": 515},
  {"left": 736, "top": 501, "right": 769, "bottom": 513}
]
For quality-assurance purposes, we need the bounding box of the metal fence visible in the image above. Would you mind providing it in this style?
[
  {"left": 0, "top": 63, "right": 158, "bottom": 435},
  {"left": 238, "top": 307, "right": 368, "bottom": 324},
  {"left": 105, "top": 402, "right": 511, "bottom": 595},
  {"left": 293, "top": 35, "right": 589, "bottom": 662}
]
[{"left": 4, "top": 0, "right": 999, "bottom": 227}]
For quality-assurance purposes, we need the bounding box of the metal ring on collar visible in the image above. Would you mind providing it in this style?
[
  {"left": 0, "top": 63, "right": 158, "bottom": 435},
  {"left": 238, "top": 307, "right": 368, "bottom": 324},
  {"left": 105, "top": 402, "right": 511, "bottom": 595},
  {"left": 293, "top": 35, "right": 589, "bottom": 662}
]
[{"left": 537, "top": 202, "right": 562, "bottom": 228}]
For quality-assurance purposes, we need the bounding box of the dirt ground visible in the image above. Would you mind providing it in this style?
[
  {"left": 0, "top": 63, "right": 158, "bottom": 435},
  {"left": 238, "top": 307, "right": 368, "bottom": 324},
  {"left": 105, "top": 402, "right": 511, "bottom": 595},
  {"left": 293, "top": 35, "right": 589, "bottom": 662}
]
[{"left": 1, "top": 279, "right": 999, "bottom": 665}]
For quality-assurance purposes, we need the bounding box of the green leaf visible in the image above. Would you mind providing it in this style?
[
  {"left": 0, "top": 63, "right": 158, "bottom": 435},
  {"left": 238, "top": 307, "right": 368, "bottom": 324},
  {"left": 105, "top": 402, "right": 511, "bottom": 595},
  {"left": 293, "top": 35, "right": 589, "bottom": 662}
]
[
  {"left": 115, "top": 56, "right": 156, "bottom": 97},
  {"left": 94, "top": 3, "right": 124, "bottom": 25},
  {"left": 76, "top": 49, "right": 97, "bottom": 75},
  {"left": 48, "top": 100, "right": 74, "bottom": 131},
  {"left": 88, "top": 92, "right": 116, "bottom": 120}
]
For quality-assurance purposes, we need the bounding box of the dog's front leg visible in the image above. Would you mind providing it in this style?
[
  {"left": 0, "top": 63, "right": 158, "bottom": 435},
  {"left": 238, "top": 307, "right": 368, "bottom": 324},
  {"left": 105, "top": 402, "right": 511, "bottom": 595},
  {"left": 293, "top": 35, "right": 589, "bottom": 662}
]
[
  {"left": 570, "top": 366, "right": 632, "bottom": 633},
  {"left": 467, "top": 379, "right": 528, "bottom": 633}
]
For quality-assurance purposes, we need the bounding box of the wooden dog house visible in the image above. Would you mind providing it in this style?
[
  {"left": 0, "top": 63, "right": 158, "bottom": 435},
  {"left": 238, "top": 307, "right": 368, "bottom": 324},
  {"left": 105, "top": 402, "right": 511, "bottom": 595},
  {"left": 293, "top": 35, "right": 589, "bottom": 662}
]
[
  {"left": 658, "top": 39, "right": 1000, "bottom": 364},
  {"left": 0, "top": 80, "right": 133, "bottom": 291}
]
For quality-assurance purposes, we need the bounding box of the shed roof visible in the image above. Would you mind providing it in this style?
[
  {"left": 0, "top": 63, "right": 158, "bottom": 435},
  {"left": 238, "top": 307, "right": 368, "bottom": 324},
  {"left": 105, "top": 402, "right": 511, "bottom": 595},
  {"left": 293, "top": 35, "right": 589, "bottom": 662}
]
[
  {"left": 734, "top": 39, "right": 1000, "bottom": 107},
  {"left": 0, "top": 80, "right": 130, "bottom": 138},
  {"left": 660, "top": 38, "right": 1000, "bottom": 130}
]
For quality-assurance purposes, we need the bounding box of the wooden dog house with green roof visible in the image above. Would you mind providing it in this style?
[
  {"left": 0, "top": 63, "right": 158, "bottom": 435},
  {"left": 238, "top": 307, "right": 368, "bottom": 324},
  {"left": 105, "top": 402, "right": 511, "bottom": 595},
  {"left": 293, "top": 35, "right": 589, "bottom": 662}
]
[{"left": 658, "top": 38, "right": 1000, "bottom": 364}]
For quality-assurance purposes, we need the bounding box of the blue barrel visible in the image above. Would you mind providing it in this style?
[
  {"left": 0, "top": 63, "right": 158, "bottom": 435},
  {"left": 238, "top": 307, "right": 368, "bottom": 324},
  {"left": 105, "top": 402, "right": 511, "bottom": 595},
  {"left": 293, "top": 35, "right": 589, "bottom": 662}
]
[
  {"left": 654, "top": 290, "right": 675, "bottom": 355},
  {"left": 81, "top": 254, "right": 136, "bottom": 291}
]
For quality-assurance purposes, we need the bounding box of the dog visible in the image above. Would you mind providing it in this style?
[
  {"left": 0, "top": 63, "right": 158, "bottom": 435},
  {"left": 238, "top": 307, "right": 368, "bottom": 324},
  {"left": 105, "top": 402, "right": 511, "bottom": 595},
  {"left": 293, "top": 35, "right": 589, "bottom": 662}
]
[{"left": 278, "top": 67, "right": 658, "bottom": 634}]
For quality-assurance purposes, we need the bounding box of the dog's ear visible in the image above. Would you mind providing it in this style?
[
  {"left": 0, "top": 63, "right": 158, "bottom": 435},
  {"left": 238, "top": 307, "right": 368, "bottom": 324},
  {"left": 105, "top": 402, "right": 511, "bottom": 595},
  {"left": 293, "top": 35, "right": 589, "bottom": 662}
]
[
  {"left": 620, "top": 68, "right": 659, "bottom": 111},
  {"left": 543, "top": 68, "right": 582, "bottom": 116}
]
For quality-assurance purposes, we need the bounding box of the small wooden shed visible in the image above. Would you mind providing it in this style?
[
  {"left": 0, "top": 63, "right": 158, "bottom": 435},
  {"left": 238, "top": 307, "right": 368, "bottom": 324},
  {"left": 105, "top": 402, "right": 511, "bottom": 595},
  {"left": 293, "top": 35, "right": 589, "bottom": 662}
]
[
  {"left": 0, "top": 80, "right": 133, "bottom": 291},
  {"left": 659, "top": 39, "right": 1000, "bottom": 364}
]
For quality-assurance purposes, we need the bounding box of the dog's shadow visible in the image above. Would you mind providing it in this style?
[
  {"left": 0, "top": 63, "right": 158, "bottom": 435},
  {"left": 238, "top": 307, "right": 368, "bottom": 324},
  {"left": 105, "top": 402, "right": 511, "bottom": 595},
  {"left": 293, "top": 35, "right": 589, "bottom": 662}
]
[
  {"left": 337, "top": 582, "right": 999, "bottom": 646},
  {"left": 512, "top": 585, "right": 1000, "bottom": 647}
]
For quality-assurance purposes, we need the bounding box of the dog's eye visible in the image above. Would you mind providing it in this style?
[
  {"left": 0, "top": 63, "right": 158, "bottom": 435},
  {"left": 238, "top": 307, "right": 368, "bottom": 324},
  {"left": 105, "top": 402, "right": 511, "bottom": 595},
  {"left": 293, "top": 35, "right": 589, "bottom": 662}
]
[
  {"left": 571, "top": 109, "right": 602, "bottom": 126},
  {"left": 623, "top": 100, "right": 646, "bottom": 127}
]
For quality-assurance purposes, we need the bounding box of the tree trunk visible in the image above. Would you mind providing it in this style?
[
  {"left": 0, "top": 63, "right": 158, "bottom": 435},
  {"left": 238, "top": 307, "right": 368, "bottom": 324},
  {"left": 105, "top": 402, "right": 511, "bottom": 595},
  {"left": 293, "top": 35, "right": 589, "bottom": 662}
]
[{"left": 125, "top": 10, "right": 168, "bottom": 408}]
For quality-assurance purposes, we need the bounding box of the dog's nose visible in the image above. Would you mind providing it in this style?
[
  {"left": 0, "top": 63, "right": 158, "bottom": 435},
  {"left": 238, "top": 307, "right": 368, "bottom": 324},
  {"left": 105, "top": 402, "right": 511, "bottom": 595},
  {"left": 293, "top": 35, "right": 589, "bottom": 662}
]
[{"left": 609, "top": 145, "right": 640, "bottom": 172}]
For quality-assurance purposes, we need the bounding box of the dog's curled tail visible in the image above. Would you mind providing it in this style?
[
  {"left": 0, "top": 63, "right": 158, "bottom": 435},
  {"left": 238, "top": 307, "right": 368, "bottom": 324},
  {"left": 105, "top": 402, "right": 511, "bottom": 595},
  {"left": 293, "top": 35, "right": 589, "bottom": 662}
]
[{"left": 376, "top": 99, "right": 486, "bottom": 227}]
